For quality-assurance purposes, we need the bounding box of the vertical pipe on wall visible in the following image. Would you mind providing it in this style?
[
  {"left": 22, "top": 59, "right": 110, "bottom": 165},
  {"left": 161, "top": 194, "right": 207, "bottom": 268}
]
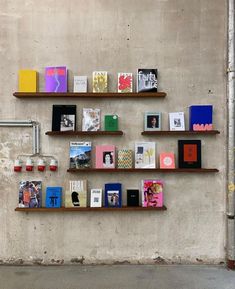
[
  {"left": 227, "top": 0, "right": 235, "bottom": 270},
  {"left": 36, "top": 123, "right": 40, "bottom": 154}
]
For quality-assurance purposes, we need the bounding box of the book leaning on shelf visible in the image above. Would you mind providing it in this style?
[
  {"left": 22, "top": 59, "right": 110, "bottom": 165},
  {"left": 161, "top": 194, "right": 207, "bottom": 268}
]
[
  {"left": 18, "top": 181, "right": 42, "bottom": 208},
  {"left": 69, "top": 141, "right": 91, "bottom": 169},
  {"left": 65, "top": 180, "right": 87, "bottom": 208},
  {"left": 142, "top": 180, "right": 163, "bottom": 208}
]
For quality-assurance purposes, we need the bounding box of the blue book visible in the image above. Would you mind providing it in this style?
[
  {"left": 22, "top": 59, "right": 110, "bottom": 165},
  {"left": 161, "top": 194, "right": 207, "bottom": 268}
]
[
  {"left": 104, "top": 183, "right": 122, "bottom": 208},
  {"left": 189, "top": 105, "right": 213, "bottom": 131},
  {"left": 45, "top": 187, "right": 62, "bottom": 208}
]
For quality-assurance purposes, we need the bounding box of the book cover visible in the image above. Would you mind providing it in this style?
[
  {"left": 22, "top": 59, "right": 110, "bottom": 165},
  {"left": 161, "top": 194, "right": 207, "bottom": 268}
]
[
  {"left": 45, "top": 66, "right": 67, "bottom": 92},
  {"left": 73, "top": 76, "right": 87, "bottom": 92},
  {"left": 18, "top": 181, "right": 42, "bottom": 208},
  {"left": 137, "top": 69, "right": 158, "bottom": 92},
  {"left": 142, "top": 180, "right": 163, "bottom": 207},
  {"left": 135, "top": 142, "right": 156, "bottom": 168},
  {"left": 65, "top": 180, "right": 87, "bottom": 207},
  {"left": 118, "top": 73, "right": 133, "bottom": 93},
  {"left": 18, "top": 70, "right": 38, "bottom": 92},
  {"left": 45, "top": 187, "right": 62, "bottom": 208},
  {"left": 52, "top": 105, "right": 76, "bottom": 131},
  {"left": 104, "top": 115, "right": 118, "bottom": 131},
  {"left": 127, "top": 189, "right": 139, "bottom": 207},
  {"left": 117, "top": 149, "right": 133, "bottom": 168},
  {"left": 159, "top": 152, "right": 175, "bottom": 169},
  {"left": 92, "top": 71, "right": 108, "bottom": 93},
  {"left": 189, "top": 105, "right": 213, "bottom": 131},
  {"left": 169, "top": 112, "right": 185, "bottom": 131},
  {"left": 90, "top": 189, "right": 102, "bottom": 207},
  {"left": 95, "top": 145, "right": 116, "bottom": 169},
  {"left": 69, "top": 141, "right": 91, "bottom": 169},
  {"left": 144, "top": 112, "right": 161, "bottom": 131},
  {"left": 82, "top": 108, "right": 100, "bottom": 131},
  {"left": 178, "top": 140, "right": 201, "bottom": 168},
  {"left": 104, "top": 183, "right": 122, "bottom": 208}
]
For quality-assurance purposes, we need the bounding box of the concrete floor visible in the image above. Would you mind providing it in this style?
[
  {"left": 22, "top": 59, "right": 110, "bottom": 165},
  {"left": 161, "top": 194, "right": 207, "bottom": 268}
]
[{"left": 0, "top": 265, "right": 234, "bottom": 289}]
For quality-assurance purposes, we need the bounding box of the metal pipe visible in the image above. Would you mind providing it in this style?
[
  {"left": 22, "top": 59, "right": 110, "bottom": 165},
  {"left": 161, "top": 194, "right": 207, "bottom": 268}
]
[
  {"left": 36, "top": 123, "right": 40, "bottom": 154},
  {"left": 227, "top": 0, "right": 235, "bottom": 270},
  {"left": 32, "top": 125, "right": 37, "bottom": 155},
  {"left": 0, "top": 123, "right": 33, "bottom": 127}
]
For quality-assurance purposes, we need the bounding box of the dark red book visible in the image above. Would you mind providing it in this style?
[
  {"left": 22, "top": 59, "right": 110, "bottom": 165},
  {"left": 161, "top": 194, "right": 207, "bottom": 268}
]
[{"left": 178, "top": 140, "right": 201, "bottom": 168}]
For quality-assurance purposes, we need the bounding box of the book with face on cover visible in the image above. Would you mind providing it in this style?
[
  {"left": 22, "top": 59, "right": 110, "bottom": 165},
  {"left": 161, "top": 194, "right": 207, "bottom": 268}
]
[
  {"left": 92, "top": 71, "right": 108, "bottom": 92},
  {"left": 137, "top": 69, "right": 158, "bottom": 92},
  {"left": 90, "top": 189, "right": 102, "bottom": 207},
  {"left": 82, "top": 108, "right": 100, "bottom": 131},
  {"left": 135, "top": 142, "right": 156, "bottom": 168},
  {"left": 69, "top": 141, "right": 91, "bottom": 169},
  {"left": 104, "top": 183, "right": 122, "bottom": 208},
  {"left": 118, "top": 73, "right": 133, "bottom": 93},
  {"left": 65, "top": 180, "right": 87, "bottom": 208},
  {"left": 45, "top": 66, "right": 67, "bottom": 92},
  {"left": 142, "top": 179, "right": 163, "bottom": 207},
  {"left": 73, "top": 76, "right": 87, "bottom": 92},
  {"left": 18, "top": 181, "right": 42, "bottom": 208},
  {"left": 18, "top": 70, "right": 38, "bottom": 92},
  {"left": 95, "top": 145, "right": 115, "bottom": 169}
]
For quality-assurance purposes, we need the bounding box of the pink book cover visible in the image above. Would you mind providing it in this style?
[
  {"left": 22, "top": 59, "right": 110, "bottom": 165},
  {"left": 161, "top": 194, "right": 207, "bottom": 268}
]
[
  {"left": 159, "top": 152, "right": 175, "bottom": 169},
  {"left": 95, "top": 145, "right": 115, "bottom": 169},
  {"left": 45, "top": 66, "right": 67, "bottom": 92},
  {"left": 142, "top": 180, "right": 163, "bottom": 207}
]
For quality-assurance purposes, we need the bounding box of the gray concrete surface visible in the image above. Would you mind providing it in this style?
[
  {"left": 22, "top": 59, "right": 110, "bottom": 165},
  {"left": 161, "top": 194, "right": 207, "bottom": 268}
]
[{"left": 0, "top": 265, "right": 234, "bottom": 289}]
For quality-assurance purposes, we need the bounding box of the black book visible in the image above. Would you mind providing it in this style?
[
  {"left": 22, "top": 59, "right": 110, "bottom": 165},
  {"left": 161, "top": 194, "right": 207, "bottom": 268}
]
[
  {"left": 127, "top": 189, "right": 139, "bottom": 207},
  {"left": 137, "top": 69, "right": 158, "bottom": 92},
  {"left": 178, "top": 140, "right": 201, "bottom": 169},
  {"left": 52, "top": 105, "right": 76, "bottom": 131}
]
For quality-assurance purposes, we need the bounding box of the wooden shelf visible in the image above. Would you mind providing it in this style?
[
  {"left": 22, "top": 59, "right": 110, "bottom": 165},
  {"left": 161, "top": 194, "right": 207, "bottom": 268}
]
[
  {"left": 141, "top": 130, "right": 220, "bottom": 135},
  {"left": 67, "top": 168, "right": 219, "bottom": 173},
  {"left": 15, "top": 206, "right": 167, "bottom": 212},
  {"left": 13, "top": 92, "right": 166, "bottom": 99},
  {"left": 45, "top": 130, "right": 124, "bottom": 136}
]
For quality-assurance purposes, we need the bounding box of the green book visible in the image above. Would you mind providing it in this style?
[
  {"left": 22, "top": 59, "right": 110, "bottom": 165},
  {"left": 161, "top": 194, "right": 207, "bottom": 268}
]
[{"left": 104, "top": 115, "right": 118, "bottom": 131}]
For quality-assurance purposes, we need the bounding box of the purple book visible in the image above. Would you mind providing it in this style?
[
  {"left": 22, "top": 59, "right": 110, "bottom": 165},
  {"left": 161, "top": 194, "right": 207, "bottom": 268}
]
[{"left": 45, "top": 66, "right": 67, "bottom": 92}]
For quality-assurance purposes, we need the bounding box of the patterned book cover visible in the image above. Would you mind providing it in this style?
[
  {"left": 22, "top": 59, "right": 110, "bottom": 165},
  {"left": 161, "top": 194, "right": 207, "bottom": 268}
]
[
  {"left": 18, "top": 181, "right": 42, "bottom": 208},
  {"left": 142, "top": 180, "right": 163, "bottom": 207},
  {"left": 92, "top": 71, "right": 108, "bottom": 92},
  {"left": 117, "top": 149, "right": 133, "bottom": 168},
  {"left": 73, "top": 76, "right": 87, "bottom": 92},
  {"left": 159, "top": 152, "right": 175, "bottom": 169},
  {"left": 189, "top": 105, "right": 213, "bottom": 131},
  {"left": 45, "top": 187, "right": 62, "bottom": 208},
  {"left": 69, "top": 141, "right": 91, "bottom": 169},
  {"left": 95, "top": 145, "right": 115, "bottom": 168},
  {"left": 137, "top": 69, "right": 158, "bottom": 92},
  {"left": 90, "top": 189, "right": 102, "bottom": 207},
  {"left": 45, "top": 66, "right": 67, "bottom": 92},
  {"left": 65, "top": 180, "right": 87, "bottom": 207},
  {"left": 104, "top": 183, "right": 122, "bottom": 208},
  {"left": 82, "top": 108, "right": 100, "bottom": 131},
  {"left": 118, "top": 73, "right": 133, "bottom": 93},
  {"left": 18, "top": 70, "right": 38, "bottom": 92},
  {"left": 104, "top": 115, "right": 118, "bottom": 131},
  {"left": 135, "top": 142, "right": 156, "bottom": 168}
]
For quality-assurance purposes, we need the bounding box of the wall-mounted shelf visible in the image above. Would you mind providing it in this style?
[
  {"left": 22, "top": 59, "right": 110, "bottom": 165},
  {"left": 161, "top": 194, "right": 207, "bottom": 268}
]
[
  {"left": 13, "top": 92, "right": 167, "bottom": 99},
  {"left": 15, "top": 206, "right": 167, "bottom": 212},
  {"left": 141, "top": 130, "right": 220, "bottom": 135},
  {"left": 67, "top": 168, "right": 219, "bottom": 173},
  {"left": 45, "top": 131, "right": 124, "bottom": 136}
]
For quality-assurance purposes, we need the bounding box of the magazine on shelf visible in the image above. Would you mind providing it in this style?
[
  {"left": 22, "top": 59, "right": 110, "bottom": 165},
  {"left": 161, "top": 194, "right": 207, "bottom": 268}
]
[
  {"left": 118, "top": 73, "right": 133, "bottom": 93},
  {"left": 135, "top": 142, "right": 156, "bottom": 168},
  {"left": 65, "top": 180, "right": 87, "bottom": 207},
  {"left": 90, "top": 189, "right": 102, "bottom": 207},
  {"left": 73, "top": 76, "right": 87, "bottom": 92},
  {"left": 95, "top": 145, "right": 116, "bottom": 169},
  {"left": 45, "top": 66, "right": 67, "bottom": 92},
  {"left": 18, "top": 181, "right": 42, "bottom": 208},
  {"left": 104, "top": 183, "right": 122, "bottom": 208},
  {"left": 82, "top": 108, "right": 100, "bottom": 131},
  {"left": 137, "top": 69, "right": 158, "bottom": 92},
  {"left": 69, "top": 141, "right": 92, "bottom": 169},
  {"left": 142, "top": 179, "right": 163, "bottom": 207},
  {"left": 92, "top": 71, "right": 108, "bottom": 92}
]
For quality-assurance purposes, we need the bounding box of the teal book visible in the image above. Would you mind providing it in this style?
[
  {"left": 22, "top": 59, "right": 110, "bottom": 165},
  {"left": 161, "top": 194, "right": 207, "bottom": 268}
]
[{"left": 104, "top": 115, "right": 118, "bottom": 131}]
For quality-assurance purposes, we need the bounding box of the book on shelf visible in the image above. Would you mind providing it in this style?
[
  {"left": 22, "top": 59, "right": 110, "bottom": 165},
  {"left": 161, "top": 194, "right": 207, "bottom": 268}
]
[
  {"left": 169, "top": 112, "right": 185, "bottom": 131},
  {"left": 65, "top": 180, "right": 87, "bottom": 207},
  {"left": 104, "top": 115, "right": 118, "bottom": 131},
  {"left": 52, "top": 105, "right": 76, "bottom": 132},
  {"left": 92, "top": 71, "right": 108, "bottom": 93},
  {"left": 137, "top": 69, "right": 158, "bottom": 92},
  {"left": 69, "top": 141, "right": 91, "bottom": 169},
  {"left": 18, "top": 70, "right": 38, "bottom": 92},
  {"left": 159, "top": 152, "right": 175, "bottom": 169},
  {"left": 117, "top": 149, "right": 133, "bottom": 168},
  {"left": 118, "top": 73, "right": 133, "bottom": 93},
  {"left": 144, "top": 112, "right": 161, "bottom": 131},
  {"left": 178, "top": 140, "right": 201, "bottom": 168},
  {"left": 142, "top": 179, "right": 163, "bottom": 207},
  {"left": 18, "top": 181, "right": 42, "bottom": 208},
  {"left": 45, "top": 187, "right": 62, "bottom": 208},
  {"left": 73, "top": 76, "right": 87, "bottom": 93},
  {"left": 45, "top": 66, "right": 67, "bottom": 92},
  {"left": 95, "top": 145, "right": 116, "bottom": 169},
  {"left": 82, "top": 108, "right": 101, "bottom": 131},
  {"left": 135, "top": 142, "right": 156, "bottom": 168},
  {"left": 104, "top": 183, "right": 122, "bottom": 208},
  {"left": 189, "top": 105, "right": 213, "bottom": 131},
  {"left": 127, "top": 189, "right": 139, "bottom": 207},
  {"left": 90, "top": 189, "right": 102, "bottom": 207}
]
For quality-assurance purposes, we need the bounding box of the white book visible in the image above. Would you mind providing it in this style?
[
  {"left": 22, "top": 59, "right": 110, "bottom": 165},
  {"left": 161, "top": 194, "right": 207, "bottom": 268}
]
[
  {"left": 169, "top": 112, "right": 185, "bottom": 131},
  {"left": 82, "top": 108, "right": 101, "bottom": 131},
  {"left": 135, "top": 142, "right": 156, "bottom": 168},
  {"left": 73, "top": 76, "right": 87, "bottom": 92},
  {"left": 118, "top": 73, "right": 133, "bottom": 93},
  {"left": 90, "top": 189, "right": 102, "bottom": 207}
]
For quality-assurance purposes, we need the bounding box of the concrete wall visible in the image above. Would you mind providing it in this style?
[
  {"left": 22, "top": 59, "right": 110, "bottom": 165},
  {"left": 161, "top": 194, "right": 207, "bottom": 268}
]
[{"left": 0, "top": 0, "right": 227, "bottom": 265}]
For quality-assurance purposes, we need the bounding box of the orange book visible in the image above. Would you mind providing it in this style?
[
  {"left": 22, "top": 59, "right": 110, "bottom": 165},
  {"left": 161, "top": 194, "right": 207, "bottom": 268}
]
[{"left": 159, "top": 152, "right": 175, "bottom": 169}]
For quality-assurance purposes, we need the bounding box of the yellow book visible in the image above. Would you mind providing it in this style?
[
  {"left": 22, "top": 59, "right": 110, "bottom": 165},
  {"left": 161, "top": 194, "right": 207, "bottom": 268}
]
[
  {"left": 18, "top": 70, "right": 38, "bottom": 92},
  {"left": 92, "top": 71, "right": 108, "bottom": 93}
]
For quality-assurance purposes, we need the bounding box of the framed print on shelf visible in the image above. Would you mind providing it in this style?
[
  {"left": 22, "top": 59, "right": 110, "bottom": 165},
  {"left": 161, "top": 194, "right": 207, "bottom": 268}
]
[
  {"left": 144, "top": 112, "right": 161, "bottom": 131},
  {"left": 178, "top": 140, "right": 201, "bottom": 168}
]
